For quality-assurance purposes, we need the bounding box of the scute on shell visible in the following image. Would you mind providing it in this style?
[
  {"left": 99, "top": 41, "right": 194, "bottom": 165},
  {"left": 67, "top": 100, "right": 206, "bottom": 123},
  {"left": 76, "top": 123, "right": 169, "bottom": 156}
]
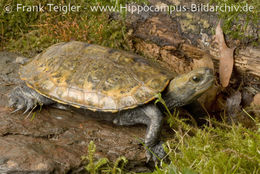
[{"left": 20, "top": 41, "right": 174, "bottom": 112}]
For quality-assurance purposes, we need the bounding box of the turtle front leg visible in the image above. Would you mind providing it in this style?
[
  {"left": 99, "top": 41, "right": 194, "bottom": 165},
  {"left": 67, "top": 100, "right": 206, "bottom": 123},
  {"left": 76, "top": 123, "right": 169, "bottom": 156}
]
[
  {"left": 8, "top": 85, "right": 54, "bottom": 113},
  {"left": 113, "top": 104, "right": 166, "bottom": 162}
]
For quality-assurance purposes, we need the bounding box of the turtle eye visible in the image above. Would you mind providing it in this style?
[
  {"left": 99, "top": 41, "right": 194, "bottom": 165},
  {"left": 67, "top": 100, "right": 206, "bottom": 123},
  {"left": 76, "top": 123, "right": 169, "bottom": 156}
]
[{"left": 191, "top": 75, "right": 201, "bottom": 83}]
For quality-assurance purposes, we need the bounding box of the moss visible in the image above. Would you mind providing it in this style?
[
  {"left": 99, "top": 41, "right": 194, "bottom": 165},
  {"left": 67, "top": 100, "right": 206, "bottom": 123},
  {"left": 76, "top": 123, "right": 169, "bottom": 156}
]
[
  {"left": 149, "top": 117, "right": 260, "bottom": 174},
  {"left": 179, "top": 18, "right": 197, "bottom": 33},
  {"left": 168, "top": 124, "right": 259, "bottom": 173},
  {"left": 201, "top": 19, "right": 210, "bottom": 29},
  {"left": 2, "top": 1, "right": 259, "bottom": 173},
  {"left": 209, "top": 0, "right": 259, "bottom": 43},
  {"left": 0, "top": 0, "right": 148, "bottom": 56},
  {"left": 81, "top": 113, "right": 260, "bottom": 174},
  {"left": 152, "top": 95, "right": 260, "bottom": 174}
]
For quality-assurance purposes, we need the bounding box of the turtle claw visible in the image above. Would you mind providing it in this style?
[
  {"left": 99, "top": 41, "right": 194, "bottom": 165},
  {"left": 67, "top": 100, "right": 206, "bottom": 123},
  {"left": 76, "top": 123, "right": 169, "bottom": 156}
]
[
  {"left": 23, "top": 105, "right": 31, "bottom": 114},
  {"left": 9, "top": 94, "right": 26, "bottom": 113},
  {"left": 8, "top": 85, "right": 54, "bottom": 114},
  {"left": 11, "top": 108, "right": 20, "bottom": 113},
  {"left": 146, "top": 141, "right": 166, "bottom": 163},
  {"left": 146, "top": 153, "right": 152, "bottom": 163},
  {"left": 11, "top": 104, "right": 25, "bottom": 113},
  {"left": 22, "top": 98, "right": 35, "bottom": 114},
  {"left": 8, "top": 86, "right": 33, "bottom": 114}
]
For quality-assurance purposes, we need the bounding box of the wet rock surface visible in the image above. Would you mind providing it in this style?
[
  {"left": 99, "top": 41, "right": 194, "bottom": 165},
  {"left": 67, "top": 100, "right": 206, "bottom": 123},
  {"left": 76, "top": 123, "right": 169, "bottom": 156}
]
[{"left": 0, "top": 52, "right": 149, "bottom": 173}]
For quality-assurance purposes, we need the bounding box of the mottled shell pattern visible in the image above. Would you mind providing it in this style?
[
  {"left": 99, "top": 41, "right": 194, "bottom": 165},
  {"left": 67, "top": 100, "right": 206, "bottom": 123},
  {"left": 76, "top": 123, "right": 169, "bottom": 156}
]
[{"left": 20, "top": 41, "right": 174, "bottom": 112}]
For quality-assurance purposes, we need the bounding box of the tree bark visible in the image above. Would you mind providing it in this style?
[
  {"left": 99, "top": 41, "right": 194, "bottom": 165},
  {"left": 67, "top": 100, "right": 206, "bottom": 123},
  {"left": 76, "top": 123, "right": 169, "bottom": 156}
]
[{"left": 124, "top": 1, "right": 259, "bottom": 92}]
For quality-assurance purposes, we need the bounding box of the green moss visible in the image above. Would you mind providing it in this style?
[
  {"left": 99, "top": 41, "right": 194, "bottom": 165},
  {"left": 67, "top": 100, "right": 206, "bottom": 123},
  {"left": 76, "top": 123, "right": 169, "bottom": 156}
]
[
  {"left": 0, "top": 0, "right": 40, "bottom": 41},
  {"left": 210, "top": 0, "right": 259, "bottom": 42},
  {"left": 80, "top": 117, "right": 259, "bottom": 174},
  {"left": 2, "top": 1, "right": 259, "bottom": 173},
  {"left": 165, "top": 123, "right": 260, "bottom": 173},
  {"left": 152, "top": 95, "right": 260, "bottom": 174},
  {"left": 148, "top": 118, "right": 260, "bottom": 174},
  {"left": 0, "top": 0, "right": 148, "bottom": 56}
]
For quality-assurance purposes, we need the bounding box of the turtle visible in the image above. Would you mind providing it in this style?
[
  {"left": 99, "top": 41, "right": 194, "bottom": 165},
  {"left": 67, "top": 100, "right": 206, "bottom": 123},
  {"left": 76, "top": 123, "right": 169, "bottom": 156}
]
[{"left": 8, "top": 41, "right": 214, "bottom": 162}]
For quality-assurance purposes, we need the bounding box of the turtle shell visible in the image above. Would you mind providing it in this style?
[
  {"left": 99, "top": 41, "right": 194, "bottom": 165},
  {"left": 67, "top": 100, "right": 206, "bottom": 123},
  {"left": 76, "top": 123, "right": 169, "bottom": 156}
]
[{"left": 20, "top": 41, "right": 174, "bottom": 112}]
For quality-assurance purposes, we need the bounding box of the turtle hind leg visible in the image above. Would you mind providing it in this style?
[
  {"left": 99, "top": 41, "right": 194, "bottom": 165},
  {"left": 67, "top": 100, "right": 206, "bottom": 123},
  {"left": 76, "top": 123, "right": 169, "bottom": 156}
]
[
  {"left": 8, "top": 85, "right": 54, "bottom": 113},
  {"left": 113, "top": 104, "right": 166, "bottom": 163}
]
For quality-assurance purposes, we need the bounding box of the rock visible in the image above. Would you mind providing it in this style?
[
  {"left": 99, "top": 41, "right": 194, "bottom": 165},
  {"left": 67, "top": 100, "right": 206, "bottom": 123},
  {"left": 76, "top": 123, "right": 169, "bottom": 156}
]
[{"left": 0, "top": 52, "right": 148, "bottom": 173}]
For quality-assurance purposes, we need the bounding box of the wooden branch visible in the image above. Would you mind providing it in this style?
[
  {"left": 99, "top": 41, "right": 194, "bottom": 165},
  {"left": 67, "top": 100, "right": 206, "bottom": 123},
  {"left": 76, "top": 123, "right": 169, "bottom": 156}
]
[{"left": 126, "top": 7, "right": 260, "bottom": 90}]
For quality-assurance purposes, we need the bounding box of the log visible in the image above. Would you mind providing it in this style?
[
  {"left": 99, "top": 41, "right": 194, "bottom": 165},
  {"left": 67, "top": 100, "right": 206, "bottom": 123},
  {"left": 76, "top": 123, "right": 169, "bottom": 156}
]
[{"left": 124, "top": 0, "right": 259, "bottom": 92}]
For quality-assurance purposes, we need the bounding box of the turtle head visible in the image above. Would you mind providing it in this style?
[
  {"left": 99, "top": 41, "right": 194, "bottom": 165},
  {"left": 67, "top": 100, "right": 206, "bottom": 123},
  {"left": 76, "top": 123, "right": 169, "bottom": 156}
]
[{"left": 164, "top": 67, "right": 214, "bottom": 108}]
